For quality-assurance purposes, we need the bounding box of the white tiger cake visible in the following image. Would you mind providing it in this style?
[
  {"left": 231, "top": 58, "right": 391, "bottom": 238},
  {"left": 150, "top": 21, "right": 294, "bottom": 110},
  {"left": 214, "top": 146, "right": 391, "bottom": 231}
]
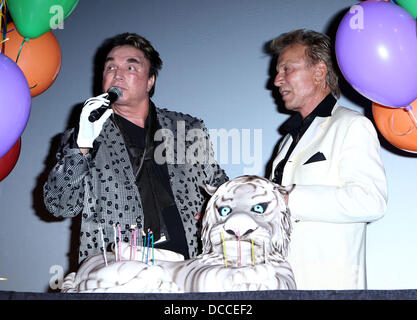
[{"left": 62, "top": 175, "right": 297, "bottom": 292}]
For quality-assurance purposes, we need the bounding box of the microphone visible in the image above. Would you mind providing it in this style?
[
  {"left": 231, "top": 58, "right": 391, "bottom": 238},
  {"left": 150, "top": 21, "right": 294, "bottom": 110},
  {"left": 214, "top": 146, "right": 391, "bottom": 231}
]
[{"left": 88, "top": 87, "right": 123, "bottom": 122}]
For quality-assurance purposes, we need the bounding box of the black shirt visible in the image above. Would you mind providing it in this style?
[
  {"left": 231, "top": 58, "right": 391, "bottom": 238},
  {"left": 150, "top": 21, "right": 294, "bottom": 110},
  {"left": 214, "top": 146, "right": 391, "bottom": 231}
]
[
  {"left": 272, "top": 94, "right": 336, "bottom": 185},
  {"left": 113, "top": 103, "right": 190, "bottom": 259}
]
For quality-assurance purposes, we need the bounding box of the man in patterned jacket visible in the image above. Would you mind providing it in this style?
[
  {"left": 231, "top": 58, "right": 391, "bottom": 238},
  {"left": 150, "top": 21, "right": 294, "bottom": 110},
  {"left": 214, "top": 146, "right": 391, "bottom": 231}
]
[{"left": 43, "top": 33, "right": 228, "bottom": 263}]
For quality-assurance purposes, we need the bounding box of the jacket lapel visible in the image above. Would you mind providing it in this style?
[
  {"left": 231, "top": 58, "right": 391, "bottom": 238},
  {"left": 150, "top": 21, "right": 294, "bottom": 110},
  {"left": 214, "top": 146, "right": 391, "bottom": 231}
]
[
  {"left": 289, "top": 115, "right": 330, "bottom": 160},
  {"left": 155, "top": 108, "right": 176, "bottom": 175}
]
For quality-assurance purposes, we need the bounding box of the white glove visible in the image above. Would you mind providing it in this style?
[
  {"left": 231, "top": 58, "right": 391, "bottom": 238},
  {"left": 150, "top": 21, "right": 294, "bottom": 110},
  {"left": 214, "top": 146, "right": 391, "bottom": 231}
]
[{"left": 76, "top": 93, "right": 114, "bottom": 149}]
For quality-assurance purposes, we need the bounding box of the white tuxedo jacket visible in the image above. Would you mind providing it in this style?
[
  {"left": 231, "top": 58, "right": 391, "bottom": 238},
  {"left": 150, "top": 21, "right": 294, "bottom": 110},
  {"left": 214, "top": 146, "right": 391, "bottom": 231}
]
[{"left": 270, "top": 103, "right": 387, "bottom": 290}]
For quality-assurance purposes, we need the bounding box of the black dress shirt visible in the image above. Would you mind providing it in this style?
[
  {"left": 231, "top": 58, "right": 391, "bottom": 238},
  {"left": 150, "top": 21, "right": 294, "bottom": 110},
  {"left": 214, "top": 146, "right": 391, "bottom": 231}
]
[{"left": 113, "top": 102, "right": 190, "bottom": 259}]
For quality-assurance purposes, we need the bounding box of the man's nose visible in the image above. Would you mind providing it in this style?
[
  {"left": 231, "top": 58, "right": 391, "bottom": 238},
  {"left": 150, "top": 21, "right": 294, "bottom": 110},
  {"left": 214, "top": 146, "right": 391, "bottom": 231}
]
[
  {"left": 274, "top": 72, "right": 283, "bottom": 87},
  {"left": 114, "top": 69, "right": 124, "bottom": 80}
]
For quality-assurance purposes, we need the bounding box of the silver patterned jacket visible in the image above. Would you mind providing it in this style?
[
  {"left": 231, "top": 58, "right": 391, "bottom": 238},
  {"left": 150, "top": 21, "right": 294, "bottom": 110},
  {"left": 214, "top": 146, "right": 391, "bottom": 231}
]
[{"left": 43, "top": 106, "right": 228, "bottom": 262}]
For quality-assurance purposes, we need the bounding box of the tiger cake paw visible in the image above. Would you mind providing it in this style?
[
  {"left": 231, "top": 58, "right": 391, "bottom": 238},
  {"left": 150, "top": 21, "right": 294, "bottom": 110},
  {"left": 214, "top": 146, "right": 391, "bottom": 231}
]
[{"left": 224, "top": 266, "right": 279, "bottom": 291}]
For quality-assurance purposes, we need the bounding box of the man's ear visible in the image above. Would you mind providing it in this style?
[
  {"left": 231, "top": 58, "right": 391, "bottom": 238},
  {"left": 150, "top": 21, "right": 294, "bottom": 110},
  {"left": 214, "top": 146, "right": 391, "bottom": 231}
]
[
  {"left": 313, "top": 61, "right": 327, "bottom": 85},
  {"left": 147, "top": 75, "right": 155, "bottom": 92}
]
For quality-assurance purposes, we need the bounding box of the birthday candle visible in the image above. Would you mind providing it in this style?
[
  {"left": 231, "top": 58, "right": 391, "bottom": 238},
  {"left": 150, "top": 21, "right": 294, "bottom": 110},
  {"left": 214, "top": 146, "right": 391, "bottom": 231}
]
[
  {"left": 141, "top": 230, "right": 146, "bottom": 262},
  {"left": 146, "top": 230, "right": 151, "bottom": 264},
  {"left": 238, "top": 230, "right": 241, "bottom": 267},
  {"left": 117, "top": 223, "right": 122, "bottom": 262},
  {"left": 130, "top": 225, "right": 137, "bottom": 261},
  {"left": 113, "top": 224, "right": 118, "bottom": 262},
  {"left": 151, "top": 233, "right": 154, "bottom": 265},
  {"left": 133, "top": 228, "right": 138, "bottom": 261},
  {"left": 130, "top": 231, "right": 133, "bottom": 260},
  {"left": 98, "top": 226, "right": 108, "bottom": 267},
  {"left": 221, "top": 232, "right": 228, "bottom": 268},
  {"left": 251, "top": 239, "right": 255, "bottom": 266}
]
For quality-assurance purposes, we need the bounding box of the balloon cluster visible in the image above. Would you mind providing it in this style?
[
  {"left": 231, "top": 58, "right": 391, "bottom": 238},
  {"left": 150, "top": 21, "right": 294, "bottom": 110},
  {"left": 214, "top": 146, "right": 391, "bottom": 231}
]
[
  {"left": 335, "top": 0, "right": 417, "bottom": 153},
  {"left": 0, "top": 0, "right": 79, "bottom": 181}
]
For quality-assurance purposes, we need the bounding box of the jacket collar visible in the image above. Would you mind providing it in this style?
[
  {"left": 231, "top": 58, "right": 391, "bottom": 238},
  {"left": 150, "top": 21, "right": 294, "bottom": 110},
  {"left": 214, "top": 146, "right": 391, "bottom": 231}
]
[{"left": 281, "top": 93, "right": 336, "bottom": 137}]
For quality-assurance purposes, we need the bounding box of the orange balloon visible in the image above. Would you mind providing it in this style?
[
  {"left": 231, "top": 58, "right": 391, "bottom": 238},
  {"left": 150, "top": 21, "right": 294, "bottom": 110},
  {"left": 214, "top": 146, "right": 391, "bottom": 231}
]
[
  {"left": 3, "top": 22, "right": 61, "bottom": 97},
  {"left": 372, "top": 99, "right": 417, "bottom": 153}
]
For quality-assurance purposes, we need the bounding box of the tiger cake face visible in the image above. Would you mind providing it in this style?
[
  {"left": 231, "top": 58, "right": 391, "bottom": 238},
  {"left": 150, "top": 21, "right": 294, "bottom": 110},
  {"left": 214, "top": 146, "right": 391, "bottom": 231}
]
[{"left": 201, "top": 175, "right": 295, "bottom": 267}]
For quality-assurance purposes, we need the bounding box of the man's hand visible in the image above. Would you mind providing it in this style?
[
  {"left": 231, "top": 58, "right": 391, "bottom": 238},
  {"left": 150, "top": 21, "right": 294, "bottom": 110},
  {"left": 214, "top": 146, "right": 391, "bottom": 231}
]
[{"left": 77, "top": 93, "right": 113, "bottom": 151}]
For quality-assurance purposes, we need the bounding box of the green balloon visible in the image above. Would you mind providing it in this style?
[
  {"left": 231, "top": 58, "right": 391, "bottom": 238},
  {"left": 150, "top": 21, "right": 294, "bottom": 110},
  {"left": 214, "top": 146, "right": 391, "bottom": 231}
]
[
  {"left": 396, "top": 0, "right": 417, "bottom": 18},
  {"left": 7, "top": 0, "right": 79, "bottom": 39}
]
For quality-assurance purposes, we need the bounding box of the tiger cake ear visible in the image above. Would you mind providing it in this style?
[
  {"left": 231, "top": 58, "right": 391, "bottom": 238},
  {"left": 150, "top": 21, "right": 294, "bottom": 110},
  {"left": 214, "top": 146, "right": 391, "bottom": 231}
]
[
  {"left": 203, "top": 182, "right": 218, "bottom": 196},
  {"left": 274, "top": 183, "right": 296, "bottom": 196}
]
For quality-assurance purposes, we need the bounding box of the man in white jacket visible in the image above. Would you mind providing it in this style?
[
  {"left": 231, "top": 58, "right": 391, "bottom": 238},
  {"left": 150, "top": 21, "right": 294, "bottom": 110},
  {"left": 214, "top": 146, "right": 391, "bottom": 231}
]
[{"left": 269, "top": 29, "right": 387, "bottom": 289}]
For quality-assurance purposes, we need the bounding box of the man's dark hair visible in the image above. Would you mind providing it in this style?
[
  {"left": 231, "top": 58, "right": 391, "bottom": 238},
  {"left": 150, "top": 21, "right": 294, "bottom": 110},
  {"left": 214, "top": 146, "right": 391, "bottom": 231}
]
[{"left": 98, "top": 33, "right": 163, "bottom": 97}]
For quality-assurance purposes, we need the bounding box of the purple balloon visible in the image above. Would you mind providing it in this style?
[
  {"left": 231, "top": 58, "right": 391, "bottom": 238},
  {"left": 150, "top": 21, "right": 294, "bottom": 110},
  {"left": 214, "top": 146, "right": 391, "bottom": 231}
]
[
  {"left": 335, "top": 2, "right": 417, "bottom": 107},
  {"left": 0, "top": 53, "right": 31, "bottom": 158}
]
